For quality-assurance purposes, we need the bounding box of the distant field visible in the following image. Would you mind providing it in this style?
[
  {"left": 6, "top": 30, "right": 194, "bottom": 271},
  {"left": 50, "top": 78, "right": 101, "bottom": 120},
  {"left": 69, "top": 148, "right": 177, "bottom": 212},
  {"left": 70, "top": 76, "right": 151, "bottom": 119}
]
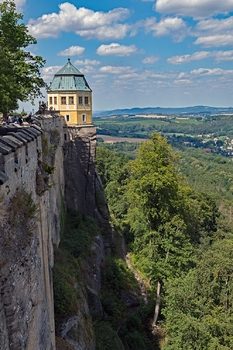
[{"left": 97, "top": 134, "right": 148, "bottom": 143}]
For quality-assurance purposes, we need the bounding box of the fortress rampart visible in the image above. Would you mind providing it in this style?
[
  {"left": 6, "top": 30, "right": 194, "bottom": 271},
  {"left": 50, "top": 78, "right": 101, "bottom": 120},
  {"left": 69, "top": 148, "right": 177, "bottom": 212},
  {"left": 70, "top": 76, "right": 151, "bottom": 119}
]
[
  {"left": 0, "top": 114, "right": 102, "bottom": 350},
  {"left": 0, "top": 115, "right": 65, "bottom": 350}
]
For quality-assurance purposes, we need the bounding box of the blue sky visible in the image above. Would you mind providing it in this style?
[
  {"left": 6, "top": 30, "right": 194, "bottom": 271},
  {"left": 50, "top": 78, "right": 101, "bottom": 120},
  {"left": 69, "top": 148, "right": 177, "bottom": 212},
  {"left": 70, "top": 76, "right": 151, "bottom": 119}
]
[{"left": 10, "top": 0, "right": 233, "bottom": 110}]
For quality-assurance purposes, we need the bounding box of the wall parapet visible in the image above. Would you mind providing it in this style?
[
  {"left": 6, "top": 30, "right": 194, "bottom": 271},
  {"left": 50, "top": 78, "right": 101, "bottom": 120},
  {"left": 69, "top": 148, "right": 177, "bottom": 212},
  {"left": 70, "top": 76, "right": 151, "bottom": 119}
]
[
  {"left": 0, "top": 114, "right": 65, "bottom": 186},
  {"left": 0, "top": 124, "right": 42, "bottom": 185}
]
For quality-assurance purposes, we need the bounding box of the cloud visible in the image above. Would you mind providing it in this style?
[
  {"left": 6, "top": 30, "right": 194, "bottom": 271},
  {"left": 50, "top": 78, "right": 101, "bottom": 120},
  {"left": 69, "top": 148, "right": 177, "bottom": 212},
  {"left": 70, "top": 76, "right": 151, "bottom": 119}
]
[
  {"left": 76, "top": 24, "right": 130, "bottom": 40},
  {"left": 194, "top": 35, "right": 233, "bottom": 47},
  {"left": 174, "top": 79, "right": 192, "bottom": 85},
  {"left": 14, "top": 0, "right": 26, "bottom": 8},
  {"left": 140, "top": 16, "right": 187, "bottom": 41},
  {"left": 42, "top": 65, "right": 62, "bottom": 81},
  {"left": 155, "top": 0, "right": 233, "bottom": 19},
  {"left": 97, "top": 43, "right": 138, "bottom": 56},
  {"left": 58, "top": 46, "right": 85, "bottom": 56},
  {"left": 142, "top": 55, "right": 160, "bottom": 64},
  {"left": 168, "top": 50, "right": 233, "bottom": 64},
  {"left": 196, "top": 16, "right": 233, "bottom": 33},
  {"left": 99, "top": 66, "right": 137, "bottom": 74},
  {"left": 214, "top": 50, "right": 233, "bottom": 61},
  {"left": 192, "top": 17, "right": 233, "bottom": 47},
  {"left": 168, "top": 51, "right": 212, "bottom": 64},
  {"left": 27, "top": 3, "right": 130, "bottom": 40},
  {"left": 71, "top": 59, "right": 100, "bottom": 74},
  {"left": 190, "top": 68, "right": 233, "bottom": 76},
  {"left": 74, "top": 59, "right": 100, "bottom": 66}
]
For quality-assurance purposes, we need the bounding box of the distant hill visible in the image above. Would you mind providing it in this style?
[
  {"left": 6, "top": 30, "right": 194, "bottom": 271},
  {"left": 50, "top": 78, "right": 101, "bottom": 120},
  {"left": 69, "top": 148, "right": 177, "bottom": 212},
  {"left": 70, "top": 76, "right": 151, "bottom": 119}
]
[{"left": 93, "top": 106, "right": 233, "bottom": 118}]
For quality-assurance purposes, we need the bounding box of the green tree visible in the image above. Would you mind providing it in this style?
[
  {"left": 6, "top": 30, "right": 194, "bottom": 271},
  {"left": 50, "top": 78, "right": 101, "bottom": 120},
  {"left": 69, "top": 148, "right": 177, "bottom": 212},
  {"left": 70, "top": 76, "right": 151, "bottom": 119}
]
[
  {"left": 0, "top": 0, "right": 46, "bottom": 116},
  {"left": 163, "top": 238, "right": 233, "bottom": 349},
  {"left": 125, "top": 133, "right": 196, "bottom": 326}
]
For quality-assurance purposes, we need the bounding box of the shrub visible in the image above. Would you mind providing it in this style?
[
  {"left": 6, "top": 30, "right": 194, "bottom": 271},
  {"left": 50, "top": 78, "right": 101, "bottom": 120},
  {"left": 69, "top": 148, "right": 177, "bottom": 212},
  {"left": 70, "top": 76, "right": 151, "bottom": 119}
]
[
  {"left": 93, "top": 320, "right": 122, "bottom": 350},
  {"left": 53, "top": 248, "right": 80, "bottom": 318},
  {"left": 60, "top": 211, "right": 100, "bottom": 258},
  {"left": 8, "top": 189, "right": 39, "bottom": 230}
]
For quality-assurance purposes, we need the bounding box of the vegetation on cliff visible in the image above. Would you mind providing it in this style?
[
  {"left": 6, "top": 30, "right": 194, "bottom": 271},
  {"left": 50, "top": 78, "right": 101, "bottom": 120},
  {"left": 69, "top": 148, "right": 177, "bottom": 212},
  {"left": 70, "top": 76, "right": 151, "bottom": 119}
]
[
  {"left": 53, "top": 211, "right": 99, "bottom": 318},
  {"left": 96, "top": 133, "right": 233, "bottom": 349}
]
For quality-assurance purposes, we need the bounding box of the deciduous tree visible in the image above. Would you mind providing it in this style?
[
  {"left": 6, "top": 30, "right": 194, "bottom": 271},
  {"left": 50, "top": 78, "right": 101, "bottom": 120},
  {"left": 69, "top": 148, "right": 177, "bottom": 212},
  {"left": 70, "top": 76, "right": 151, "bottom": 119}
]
[{"left": 0, "top": 0, "right": 46, "bottom": 116}]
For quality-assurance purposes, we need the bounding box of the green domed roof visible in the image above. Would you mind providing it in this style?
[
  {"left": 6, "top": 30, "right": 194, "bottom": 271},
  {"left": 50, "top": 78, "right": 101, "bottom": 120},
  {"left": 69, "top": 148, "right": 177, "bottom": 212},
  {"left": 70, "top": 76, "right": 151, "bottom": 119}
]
[{"left": 48, "top": 59, "right": 91, "bottom": 92}]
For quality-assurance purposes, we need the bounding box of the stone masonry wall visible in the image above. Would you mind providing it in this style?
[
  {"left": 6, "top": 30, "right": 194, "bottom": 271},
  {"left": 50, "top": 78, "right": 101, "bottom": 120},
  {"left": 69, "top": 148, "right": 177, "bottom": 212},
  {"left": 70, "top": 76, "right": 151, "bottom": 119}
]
[
  {"left": 0, "top": 115, "right": 108, "bottom": 350},
  {"left": 0, "top": 116, "right": 65, "bottom": 350}
]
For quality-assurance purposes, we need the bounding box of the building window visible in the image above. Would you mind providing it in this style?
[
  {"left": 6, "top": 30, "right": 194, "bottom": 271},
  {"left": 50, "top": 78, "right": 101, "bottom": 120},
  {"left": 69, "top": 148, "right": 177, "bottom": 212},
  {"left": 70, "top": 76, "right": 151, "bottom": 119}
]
[
  {"left": 66, "top": 115, "right": 70, "bottom": 122},
  {"left": 78, "top": 96, "right": 82, "bottom": 104},
  {"left": 61, "top": 97, "right": 66, "bottom": 104},
  {"left": 69, "top": 96, "right": 74, "bottom": 104},
  {"left": 82, "top": 114, "right": 86, "bottom": 123},
  {"left": 49, "top": 97, "right": 52, "bottom": 104},
  {"left": 84, "top": 96, "right": 88, "bottom": 105},
  {"left": 54, "top": 97, "right": 57, "bottom": 104}
]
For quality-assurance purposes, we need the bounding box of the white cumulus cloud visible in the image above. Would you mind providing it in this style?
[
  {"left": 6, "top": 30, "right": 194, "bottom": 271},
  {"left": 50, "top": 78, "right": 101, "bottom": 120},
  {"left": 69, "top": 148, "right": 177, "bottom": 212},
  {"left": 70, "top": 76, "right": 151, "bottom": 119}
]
[
  {"left": 141, "top": 16, "right": 187, "bottom": 41},
  {"left": 196, "top": 16, "right": 233, "bottom": 33},
  {"left": 168, "top": 51, "right": 212, "bottom": 64},
  {"left": 142, "top": 55, "right": 160, "bottom": 64},
  {"left": 99, "top": 66, "right": 137, "bottom": 74},
  {"left": 97, "top": 43, "right": 138, "bottom": 56},
  {"left": 0, "top": 0, "right": 26, "bottom": 10},
  {"left": 193, "top": 17, "right": 233, "bottom": 47},
  {"left": 155, "top": 0, "right": 233, "bottom": 19},
  {"left": 27, "top": 3, "right": 130, "bottom": 40},
  {"left": 58, "top": 46, "right": 85, "bottom": 56},
  {"left": 42, "top": 65, "right": 62, "bottom": 81},
  {"left": 168, "top": 50, "right": 233, "bottom": 64},
  {"left": 74, "top": 59, "right": 100, "bottom": 66},
  {"left": 194, "top": 35, "right": 233, "bottom": 47},
  {"left": 190, "top": 68, "right": 233, "bottom": 76}
]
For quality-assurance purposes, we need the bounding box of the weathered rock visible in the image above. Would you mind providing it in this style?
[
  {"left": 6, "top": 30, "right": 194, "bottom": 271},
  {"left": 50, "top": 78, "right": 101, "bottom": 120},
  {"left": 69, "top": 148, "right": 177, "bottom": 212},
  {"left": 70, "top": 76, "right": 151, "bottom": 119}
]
[
  {"left": 56, "top": 287, "right": 95, "bottom": 350},
  {"left": 121, "top": 291, "right": 140, "bottom": 308},
  {"left": 64, "top": 126, "right": 96, "bottom": 217},
  {"left": 86, "top": 286, "right": 103, "bottom": 316}
]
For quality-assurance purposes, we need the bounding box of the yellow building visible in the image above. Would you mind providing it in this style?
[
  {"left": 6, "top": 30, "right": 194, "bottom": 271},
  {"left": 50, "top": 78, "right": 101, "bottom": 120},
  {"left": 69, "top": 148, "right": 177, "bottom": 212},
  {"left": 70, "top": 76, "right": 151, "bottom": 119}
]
[{"left": 47, "top": 59, "right": 92, "bottom": 125}]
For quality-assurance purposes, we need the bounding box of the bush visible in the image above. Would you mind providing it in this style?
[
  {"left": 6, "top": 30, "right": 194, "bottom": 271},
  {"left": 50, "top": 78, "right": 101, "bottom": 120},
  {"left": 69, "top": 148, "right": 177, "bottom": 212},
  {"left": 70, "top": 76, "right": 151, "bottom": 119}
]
[
  {"left": 94, "top": 320, "right": 122, "bottom": 350},
  {"left": 8, "top": 188, "right": 39, "bottom": 230},
  {"left": 60, "top": 211, "right": 100, "bottom": 258},
  {"left": 53, "top": 249, "right": 80, "bottom": 318}
]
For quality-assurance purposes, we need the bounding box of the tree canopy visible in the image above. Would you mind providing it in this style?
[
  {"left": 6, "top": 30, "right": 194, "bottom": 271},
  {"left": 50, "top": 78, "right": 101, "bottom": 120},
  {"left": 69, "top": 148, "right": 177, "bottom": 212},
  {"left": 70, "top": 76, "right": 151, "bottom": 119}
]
[
  {"left": 96, "top": 133, "right": 230, "bottom": 348},
  {"left": 0, "top": 0, "right": 46, "bottom": 116}
]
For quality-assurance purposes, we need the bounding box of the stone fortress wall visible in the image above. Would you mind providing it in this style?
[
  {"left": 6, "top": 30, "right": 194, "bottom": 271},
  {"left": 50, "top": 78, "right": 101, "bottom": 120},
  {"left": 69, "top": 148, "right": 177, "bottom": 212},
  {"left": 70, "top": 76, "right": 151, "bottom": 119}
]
[
  {"left": 0, "top": 115, "right": 66, "bottom": 350},
  {"left": 0, "top": 114, "right": 105, "bottom": 350}
]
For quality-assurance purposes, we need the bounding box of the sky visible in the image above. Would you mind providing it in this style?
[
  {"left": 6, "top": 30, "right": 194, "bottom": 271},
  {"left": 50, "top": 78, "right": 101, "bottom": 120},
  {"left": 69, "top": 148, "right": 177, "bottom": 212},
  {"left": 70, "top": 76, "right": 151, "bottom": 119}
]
[{"left": 8, "top": 0, "right": 233, "bottom": 110}]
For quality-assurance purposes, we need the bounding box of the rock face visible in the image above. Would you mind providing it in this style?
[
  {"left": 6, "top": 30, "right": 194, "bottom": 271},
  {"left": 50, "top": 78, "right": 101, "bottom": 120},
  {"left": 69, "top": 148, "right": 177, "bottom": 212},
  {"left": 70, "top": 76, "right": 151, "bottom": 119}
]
[
  {"left": 63, "top": 125, "right": 112, "bottom": 230},
  {"left": 57, "top": 125, "right": 113, "bottom": 350},
  {"left": 63, "top": 125, "right": 97, "bottom": 216}
]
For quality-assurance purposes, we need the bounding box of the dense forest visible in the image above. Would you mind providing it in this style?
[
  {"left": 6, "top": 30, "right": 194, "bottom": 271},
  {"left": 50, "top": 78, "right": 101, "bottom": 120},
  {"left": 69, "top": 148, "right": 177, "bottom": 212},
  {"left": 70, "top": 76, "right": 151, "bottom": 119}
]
[{"left": 96, "top": 134, "right": 233, "bottom": 349}]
